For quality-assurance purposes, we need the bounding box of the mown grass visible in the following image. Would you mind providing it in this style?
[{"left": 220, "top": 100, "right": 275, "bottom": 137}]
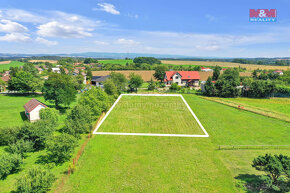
[
  {"left": 99, "top": 59, "right": 133, "bottom": 65},
  {"left": 222, "top": 97, "right": 290, "bottom": 117},
  {"left": 98, "top": 96, "right": 205, "bottom": 135},
  {"left": 61, "top": 95, "right": 290, "bottom": 192},
  {"left": 0, "top": 61, "right": 25, "bottom": 72}
]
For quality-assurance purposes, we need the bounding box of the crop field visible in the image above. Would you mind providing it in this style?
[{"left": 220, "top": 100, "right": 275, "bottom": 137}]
[
  {"left": 0, "top": 61, "right": 25, "bottom": 72},
  {"left": 29, "top": 59, "right": 58, "bottom": 64},
  {"left": 97, "top": 95, "right": 206, "bottom": 135},
  {"left": 99, "top": 59, "right": 133, "bottom": 65},
  {"left": 161, "top": 60, "right": 290, "bottom": 71},
  {"left": 60, "top": 94, "right": 290, "bottom": 193}
]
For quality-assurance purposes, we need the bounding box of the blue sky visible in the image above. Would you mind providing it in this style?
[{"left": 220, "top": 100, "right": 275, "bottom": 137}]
[{"left": 0, "top": 0, "right": 289, "bottom": 57}]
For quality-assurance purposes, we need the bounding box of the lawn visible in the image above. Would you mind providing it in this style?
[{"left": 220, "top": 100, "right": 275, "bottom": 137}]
[
  {"left": 99, "top": 59, "right": 133, "bottom": 65},
  {"left": 221, "top": 97, "right": 290, "bottom": 117},
  {"left": 98, "top": 95, "right": 205, "bottom": 135},
  {"left": 61, "top": 94, "right": 290, "bottom": 193},
  {"left": 0, "top": 61, "right": 25, "bottom": 72}
]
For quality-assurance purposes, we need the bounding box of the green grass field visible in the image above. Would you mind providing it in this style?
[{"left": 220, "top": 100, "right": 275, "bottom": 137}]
[
  {"left": 221, "top": 97, "right": 290, "bottom": 117},
  {"left": 98, "top": 96, "right": 204, "bottom": 135},
  {"left": 99, "top": 59, "right": 133, "bottom": 65},
  {"left": 0, "top": 61, "right": 25, "bottom": 72},
  {"left": 61, "top": 94, "right": 290, "bottom": 193}
]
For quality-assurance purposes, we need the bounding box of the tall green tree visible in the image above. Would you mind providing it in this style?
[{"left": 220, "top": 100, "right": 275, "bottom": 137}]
[
  {"left": 103, "top": 79, "right": 118, "bottom": 97},
  {"left": 212, "top": 66, "right": 222, "bottom": 81},
  {"left": 154, "top": 65, "right": 168, "bottom": 82},
  {"left": 204, "top": 77, "right": 216, "bottom": 96},
  {"left": 42, "top": 74, "right": 77, "bottom": 108},
  {"left": 8, "top": 71, "right": 41, "bottom": 93},
  {"left": 128, "top": 73, "right": 143, "bottom": 92},
  {"left": 110, "top": 72, "right": 127, "bottom": 92}
]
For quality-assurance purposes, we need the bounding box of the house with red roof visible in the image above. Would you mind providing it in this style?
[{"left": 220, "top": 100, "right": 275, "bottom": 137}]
[
  {"left": 24, "top": 99, "right": 48, "bottom": 122},
  {"left": 273, "top": 70, "right": 283, "bottom": 75},
  {"left": 201, "top": 67, "right": 213, "bottom": 72},
  {"left": 164, "top": 71, "right": 200, "bottom": 87}
]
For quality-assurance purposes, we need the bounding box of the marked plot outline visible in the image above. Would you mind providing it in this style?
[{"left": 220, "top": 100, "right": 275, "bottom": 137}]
[{"left": 93, "top": 94, "right": 209, "bottom": 138}]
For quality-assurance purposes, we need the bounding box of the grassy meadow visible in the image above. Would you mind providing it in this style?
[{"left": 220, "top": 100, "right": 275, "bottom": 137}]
[
  {"left": 0, "top": 61, "right": 25, "bottom": 72},
  {"left": 60, "top": 94, "right": 290, "bottom": 193},
  {"left": 98, "top": 96, "right": 205, "bottom": 135}
]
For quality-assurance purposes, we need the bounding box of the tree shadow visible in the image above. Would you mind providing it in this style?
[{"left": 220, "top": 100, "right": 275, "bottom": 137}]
[{"left": 235, "top": 174, "right": 270, "bottom": 193}]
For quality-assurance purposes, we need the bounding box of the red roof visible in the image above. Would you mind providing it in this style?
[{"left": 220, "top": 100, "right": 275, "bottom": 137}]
[
  {"left": 201, "top": 67, "right": 211, "bottom": 70},
  {"left": 1, "top": 75, "right": 10, "bottom": 82},
  {"left": 274, "top": 70, "right": 283, "bottom": 73},
  {"left": 164, "top": 71, "right": 200, "bottom": 82},
  {"left": 24, "top": 98, "right": 47, "bottom": 113}
]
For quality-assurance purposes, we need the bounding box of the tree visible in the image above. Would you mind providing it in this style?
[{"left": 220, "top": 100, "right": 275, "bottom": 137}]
[
  {"left": 212, "top": 66, "right": 222, "bottom": 81},
  {"left": 84, "top": 58, "right": 98, "bottom": 64},
  {"left": 8, "top": 71, "right": 41, "bottom": 93},
  {"left": 86, "top": 68, "right": 92, "bottom": 81},
  {"left": 128, "top": 73, "right": 143, "bottom": 92},
  {"left": 64, "top": 104, "right": 93, "bottom": 137},
  {"left": 154, "top": 65, "right": 168, "bottom": 82},
  {"left": 133, "top": 57, "right": 161, "bottom": 65},
  {"left": 45, "top": 134, "right": 77, "bottom": 164},
  {"left": 104, "top": 79, "right": 118, "bottom": 97},
  {"left": 7, "top": 139, "right": 34, "bottom": 158},
  {"left": 40, "top": 108, "right": 59, "bottom": 127},
  {"left": 110, "top": 72, "right": 127, "bottom": 92},
  {"left": 42, "top": 74, "right": 77, "bottom": 108},
  {"left": 252, "top": 154, "right": 290, "bottom": 191},
  {"left": 23, "top": 63, "right": 38, "bottom": 75},
  {"left": 204, "top": 77, "right": 216, "bottom": 96},
  {"left": 79, "top": 87, "right": 111, "bottom": 119},
  {"left": 0, "top": 126, "right": 21, "bottom": 145},
  {"left": 170, "top": 83, "right": 179, "bottom": 90},
  {"left": 0, "top": 153, "right": 22, "bottom": 179},
  {"left": 0, "top": 78, "right": 7, "bottom": 92},
  {"left": 19, "top": 120, "right": 56, "bottom": 150},
  {"left": 147, "top": 78, "right": 156, "bottom": 90},
  {"left": 248, "top": 80, "right": 277, "bottom": 98},
  {"left": 16, "top": 166, "right": 55, "bottom": 193}
]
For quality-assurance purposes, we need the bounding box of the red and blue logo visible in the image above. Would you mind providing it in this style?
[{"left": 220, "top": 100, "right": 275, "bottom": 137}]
[{"left": 249, "top": 9, "right": 277, "bottom": 22}]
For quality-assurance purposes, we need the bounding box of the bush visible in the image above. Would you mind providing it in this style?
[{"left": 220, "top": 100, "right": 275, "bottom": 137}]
[
  {"left": 0, "top": 153, "right": 22, "bottom": 179},
  {"left": 0, "top": 126, "right": 21, "bottom": 145},
  {"left": 40, "top": 108, "right": 59, "bottom": 127},
  {"left": 7, "top": 139, "right": 34, "bottom": 158},
  {"left": 147, "top": 79, "right": 156, "bottom": 90},
  {"left": 16, "top": 166, "right": 55, "bottom": 193},
  {"left": 170, "top": 83, "right": 179, "bottom": 90},
  {"left": 45, "top": 133, "right": 77, "bottom": 164},
  {"left": 64, "top": 104, "right": 93, "bottom": 137},
  {"left": 19, "top": 120, "right": 56, "bottom": 150}
]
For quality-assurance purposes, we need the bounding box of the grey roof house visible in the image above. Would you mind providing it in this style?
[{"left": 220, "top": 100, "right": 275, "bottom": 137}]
[{"left": 91, "top": 75, "right": 111, "bottom": 87}]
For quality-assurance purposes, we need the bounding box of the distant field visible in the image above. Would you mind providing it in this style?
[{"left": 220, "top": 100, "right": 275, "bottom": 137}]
[
  {"left": 92, "top": 70, "right": 156, "bottom": 81},
  {"left": 0, "top": 61, "right": 25, "bottom": 72},
  {"left": 61, "top": 95, "right": 290, "bottom": 193},
  {"left": 222, "top": 97, "right": 290, "bottom": 117},
  {"left": 99, "top": 59, "right": 133, "bottom": 65},
  {"left": 29, "top": 59, "right": 58, "bottom": 63},
  {"left": 98, "top": 95, "right": 205, "bottom": 135},
  {"left": 162, "top": 60, "right": 290, "bottom": 71},
  {"left": 0, "top": 61, "right": 10, "bottom": 64}
]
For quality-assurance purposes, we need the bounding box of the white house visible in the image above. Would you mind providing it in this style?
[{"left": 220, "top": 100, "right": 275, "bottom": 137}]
[
  {"left": 164, "top": 71, "right": 200, "bottom": 87},
  {"left": 273, "top": 70, "right": 284, "bottom": 75},
  {"left": 91, "top": 75, "right": 111, "bottom": 88},
  {"left": 201, "top": 67, "right": 213, "bottom": 72},
  {"left": 51, "top": 67, "right": 61, "bottom": 73},
  {"left": 24, "top": 99, "right": 48, "bottom": 122}
]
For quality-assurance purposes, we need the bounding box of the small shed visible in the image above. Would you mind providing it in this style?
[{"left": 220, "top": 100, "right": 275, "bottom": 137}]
[{"left": 24, "top": 99, "right": 48, "bottom": 122}]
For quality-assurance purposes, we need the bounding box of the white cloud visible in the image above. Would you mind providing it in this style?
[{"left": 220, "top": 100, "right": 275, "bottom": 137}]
[
  {"left": 37, "top": 21, "right": 92, "bottom": 38},
  {"left": 0, "top": 33, "right": 30, "bottom": 42},
  {"left": 35, "top": 37, "right": 58, "bottom": 46},
  {"left": 0, "top": 9, "right": 46, "bottom": 23},
  {"left": 205, "top": 14, "right": 217, "bottom": 22},
  {"left": 115, "top": 38, "right": 139, "bottom": 45},
  {"left": 127, "top": 13, "right": 139, "bottom": 19},
  {"left": 0, "top": 19, "right": 28, "bottom": 33},
  {"left": 94, "top": 40, "right": 109, "bottom": 45},
  {"left": 94, "top": 3, "right": 120, "bottom": 15}
]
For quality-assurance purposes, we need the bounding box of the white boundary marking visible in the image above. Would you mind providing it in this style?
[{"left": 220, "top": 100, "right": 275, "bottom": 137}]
[{"left": 93, "top": 94, "right": 209, "bottom": 138}]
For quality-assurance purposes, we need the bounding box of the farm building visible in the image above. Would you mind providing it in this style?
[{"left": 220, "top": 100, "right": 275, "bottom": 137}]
[
  {"left": 273, "top": 70, "right": 284, "bottom": 75},
  {"left": 201, "top": 67, "right": 213, "bottom": 72},
  {"left": 24, "top": 98, "right": 47, "bottom": 122},
  {"left": 91, "top": 75, "right": 111, "bottom": 87},
  {"left": 164, "top": 71, "right": 200, "bottom": 87}
]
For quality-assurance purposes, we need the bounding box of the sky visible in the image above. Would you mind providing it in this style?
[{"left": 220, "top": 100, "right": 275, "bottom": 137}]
[{"left": 0, "top": 0, "right": 290, "bottom": 57}]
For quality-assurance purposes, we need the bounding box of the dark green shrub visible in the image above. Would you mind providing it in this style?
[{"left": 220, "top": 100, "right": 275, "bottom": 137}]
[
  {"left": 0, "top": 126, "right": 21, "bottom": 145},
  {"left": 40, "top": 108, "right": 59, "bottom": 127},
  {"left": 7, "top": 139, "right": 34, "bottom": 157}
]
